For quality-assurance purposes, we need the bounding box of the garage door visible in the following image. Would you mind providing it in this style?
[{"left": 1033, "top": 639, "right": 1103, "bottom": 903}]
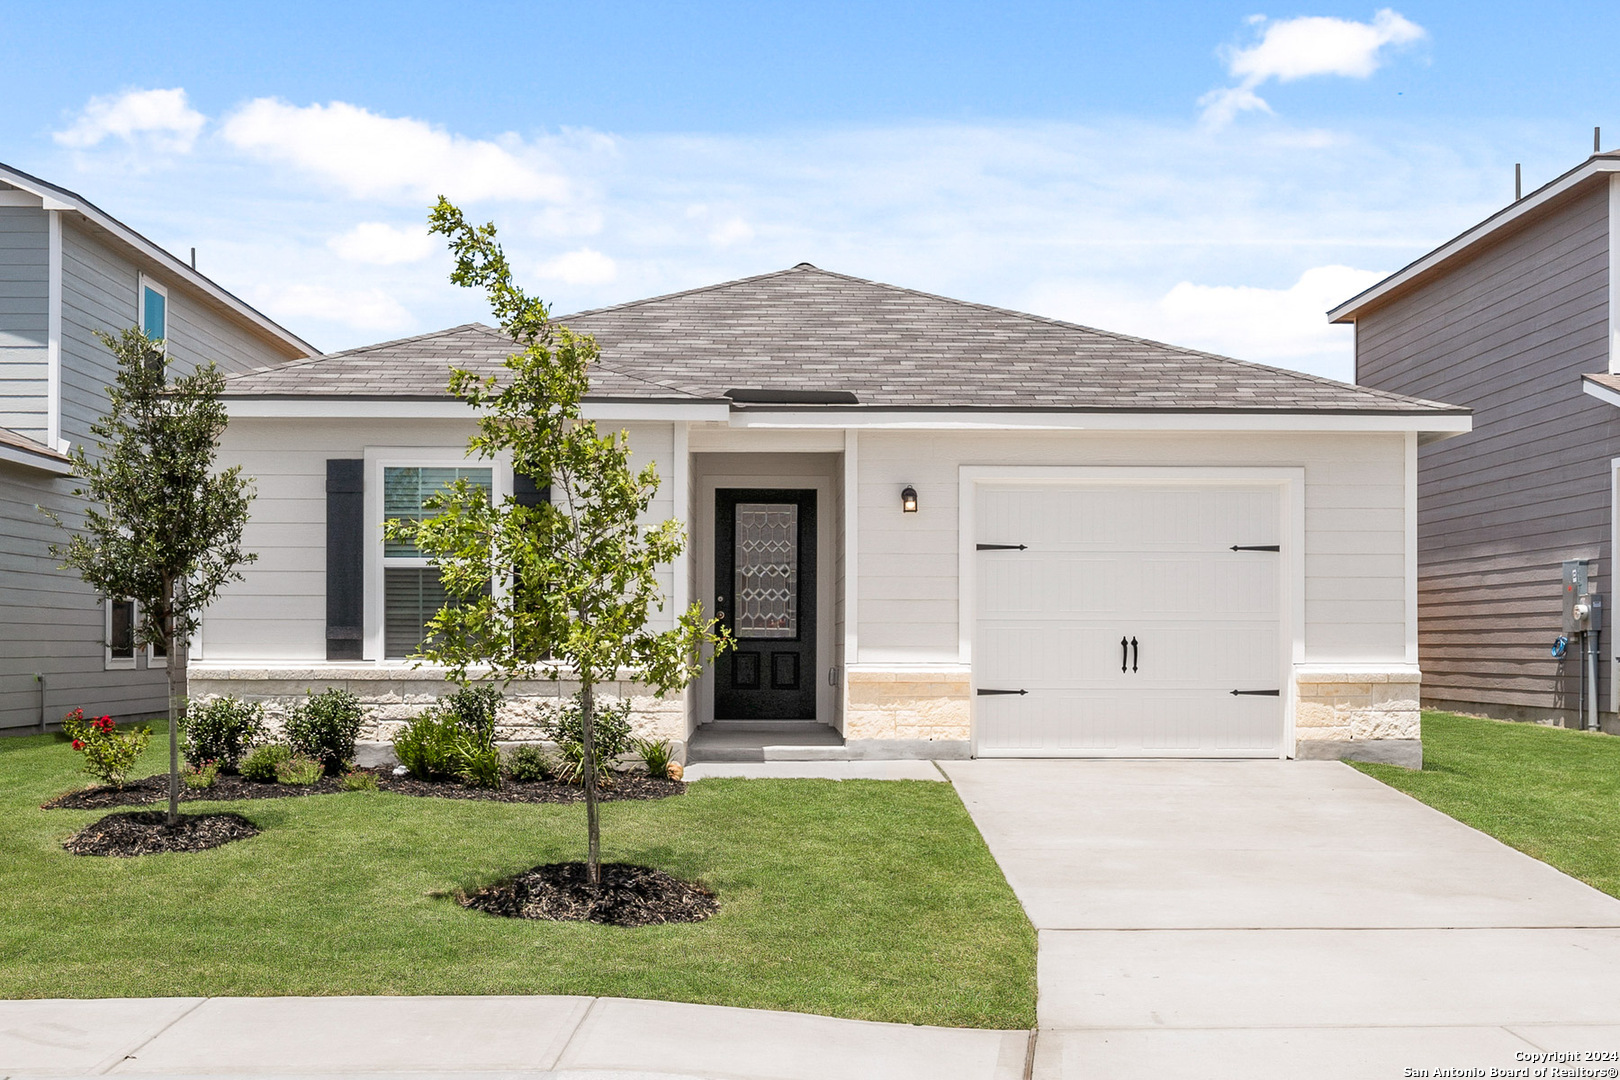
[{"left": 974, "top": 481, "right": 1285, "bottom": 757}]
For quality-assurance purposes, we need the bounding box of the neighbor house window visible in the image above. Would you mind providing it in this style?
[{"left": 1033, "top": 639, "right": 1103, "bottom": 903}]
[
  {"left": 382, "top": 466, "right": 492, "bottom": 659},
  {"left": 106, "top": 598, "right": 136, "bottom": 669},
  {"left": 138, "top": 276, "right": 168, "bottom": 347}
]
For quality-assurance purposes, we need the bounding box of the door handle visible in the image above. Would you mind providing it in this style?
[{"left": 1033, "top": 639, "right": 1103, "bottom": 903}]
[
  {"left": 1121, "top": 636, "right": 1128, "bottom": 673},
  {"left": 1131, "top": 636, "right": 1138, "bottom": 673}
]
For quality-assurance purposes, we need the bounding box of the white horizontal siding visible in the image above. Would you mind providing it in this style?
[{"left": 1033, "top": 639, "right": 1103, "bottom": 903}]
[
  {"left": 204, "top": 418, "right": 678, "bottom": 661},
  {"left": 855, "top": 429, "right": 1409, "bottom": 665}
]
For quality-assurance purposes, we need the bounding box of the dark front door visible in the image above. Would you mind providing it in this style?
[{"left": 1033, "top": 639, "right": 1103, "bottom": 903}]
[{"left": 715, "top": 488, "right": 817, "bottom": 720}]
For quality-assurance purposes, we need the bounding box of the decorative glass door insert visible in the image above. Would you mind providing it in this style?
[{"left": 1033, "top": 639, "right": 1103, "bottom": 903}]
[{"left": 733, "top": 503, "right": 799, "bottom": 638}]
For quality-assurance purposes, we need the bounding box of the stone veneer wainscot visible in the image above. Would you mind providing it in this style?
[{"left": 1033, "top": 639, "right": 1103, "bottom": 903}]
[{"left": 1292, "top": 667, "right": 1422, "bottom": 768}]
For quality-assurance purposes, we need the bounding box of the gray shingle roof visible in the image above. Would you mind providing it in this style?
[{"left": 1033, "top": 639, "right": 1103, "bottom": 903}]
[{"left": 225, "top": 265, "right": 1465, "bottom": 414}]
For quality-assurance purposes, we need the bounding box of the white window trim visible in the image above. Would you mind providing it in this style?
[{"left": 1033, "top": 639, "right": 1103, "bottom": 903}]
[
  {"left": 105, "top": 598, "right": 137, "bottom": 670},
  {"left": 137, "top": 274, "right": 168, "bottom": 350},
  {"left": 363, "top": 449, "right": 510, "bottom": 662}
]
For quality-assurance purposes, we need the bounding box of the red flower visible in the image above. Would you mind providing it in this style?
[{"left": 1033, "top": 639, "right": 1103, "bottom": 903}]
[{"left": 71, "top": 739, "right": 84, "bottom": 750}]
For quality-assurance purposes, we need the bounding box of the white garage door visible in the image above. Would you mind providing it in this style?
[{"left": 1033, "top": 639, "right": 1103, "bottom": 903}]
[{"left": 974, "top": 481, "right": 1285, "bottom": 757}]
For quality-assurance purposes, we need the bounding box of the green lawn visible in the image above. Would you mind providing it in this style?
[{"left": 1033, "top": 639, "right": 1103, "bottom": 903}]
[
  {"left": 0, "top": 727, "right": 1035, "bottom": 1028},
  {"left": 1353, "top": 709, "right": 1620, "bottom": 900}
]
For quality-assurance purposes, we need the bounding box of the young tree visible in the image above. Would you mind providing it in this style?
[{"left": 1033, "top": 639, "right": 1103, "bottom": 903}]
[
  {"left": 50, "top": 328, "right": 255, "bottom": 826},
  {"left": 389, "top": 199, "right": 726, "bottom": 885}
]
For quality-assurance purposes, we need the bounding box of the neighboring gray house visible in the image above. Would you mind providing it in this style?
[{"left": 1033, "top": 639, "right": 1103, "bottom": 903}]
[
  {"left": 193, "top": 266, "right": 1468, "bottom": 766},
  {"left": 0, "top": 162, "right": 315, "bottom": 733},
  {"left": 1339, "top": 150, "right": 1620, "bottom": 732}
]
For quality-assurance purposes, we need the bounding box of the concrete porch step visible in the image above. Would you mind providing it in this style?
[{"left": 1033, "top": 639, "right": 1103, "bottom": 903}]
[{"left": 688, "top": 721, "right": 846, "bottom": 763}]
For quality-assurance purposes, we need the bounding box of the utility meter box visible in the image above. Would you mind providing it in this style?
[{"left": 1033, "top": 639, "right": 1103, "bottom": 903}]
[{"left": 1562, "top": 559, "right": 1594, "bottom": 633}]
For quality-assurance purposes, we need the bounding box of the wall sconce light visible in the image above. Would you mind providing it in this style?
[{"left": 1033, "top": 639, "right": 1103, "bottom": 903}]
[{"left": 901, "top": 485, "right": 918, "bottom": 513}]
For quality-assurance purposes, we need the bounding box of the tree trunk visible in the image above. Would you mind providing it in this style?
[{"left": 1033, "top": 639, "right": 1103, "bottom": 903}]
[
  {"left": 163, "top": 584, "right": 180, "bottom": 826},
  {"left": 580, "top": 679, "right": 600, "bottom": 885}
]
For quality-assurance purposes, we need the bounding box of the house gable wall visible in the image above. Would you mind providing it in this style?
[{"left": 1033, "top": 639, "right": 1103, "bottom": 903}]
[{"left": 1355, "top": 180, "right": 1615, "bottom": 721}]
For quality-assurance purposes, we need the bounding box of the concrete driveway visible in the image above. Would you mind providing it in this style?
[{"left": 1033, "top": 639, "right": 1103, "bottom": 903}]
[{"left": 942, "top": 759, "right": 1620, "bottom": 1079}]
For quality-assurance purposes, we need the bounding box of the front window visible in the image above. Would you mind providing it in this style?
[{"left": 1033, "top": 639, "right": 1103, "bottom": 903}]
[{"left": 382, "top": 466, "right": 492, "bottom": 659}]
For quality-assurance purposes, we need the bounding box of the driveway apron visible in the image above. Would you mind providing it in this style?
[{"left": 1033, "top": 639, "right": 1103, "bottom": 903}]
[{"left": 942, "top": 759, "right": 1620, "bottom": 1079}]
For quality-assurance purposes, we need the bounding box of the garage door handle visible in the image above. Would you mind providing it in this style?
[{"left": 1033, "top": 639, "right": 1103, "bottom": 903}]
[
  {"left": 1231, "top": 689, "right": 1281, "bottom": 696},
  {"left": 1121, "top": 636, "right": 1129, "bottom": 672},
  {"left": 976, "top": 688, "right": 1028, "bottom": 696},
  {"left": 976, "top": 543, "right": 1028, "bottom": 551},
  {"left": 1230, "top": 545, "right": 1281, "bottom": 552},
  {"left": 1131, "top": 636, "right": 1138, "bottom": 673}
]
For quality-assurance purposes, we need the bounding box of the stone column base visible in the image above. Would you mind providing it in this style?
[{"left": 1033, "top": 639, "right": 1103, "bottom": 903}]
[
  {"left": 843, "top": 669, "right": 972, "bottom": 751},
  {"left": 1294, "top": 666, "right": 1422, "bottom": 770}
]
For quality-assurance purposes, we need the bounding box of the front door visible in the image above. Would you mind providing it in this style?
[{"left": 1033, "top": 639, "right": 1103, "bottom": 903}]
[{"left": 714, "top": 489, "right": 818, "bottom": 720}]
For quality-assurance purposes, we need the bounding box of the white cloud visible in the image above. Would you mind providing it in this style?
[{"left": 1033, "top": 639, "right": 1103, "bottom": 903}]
[
  {"left": 1202, "top": 10, "right": 1426, "bottom": 126},
  {"left": 709, "top": 217, "right": 755, "bottom": 247},
  {"left": 220, "top": 98, "right": 568, "bottom": 202},
  {"left": 328, "top": 222, "right": 436, "bottom": 265},
  {"left": 535, "top": 248, "right": 617, "bottom": 286},
  {"left": 257, "top": 283, "right": 415, "bottom": 333},
  {"left": 1156, "top": 264, "right": 1387, "bottom": 362},
  {"left": 1029, "top": 265, "right": 1387, "bottom": 379},
  {"left": 54, "top": 88, "right": 206, "bottom": 153}
]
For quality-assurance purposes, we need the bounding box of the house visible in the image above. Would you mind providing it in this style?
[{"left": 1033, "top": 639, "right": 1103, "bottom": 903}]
[
  {"left": 1340, "top": 151, "right": 1620, "bottom": 733},
  {"left": 0, "top": 163, "right": 316, "bottom": 733},
  {"left": 191, "top": 265, "right": 1468, "bottom": 765}
]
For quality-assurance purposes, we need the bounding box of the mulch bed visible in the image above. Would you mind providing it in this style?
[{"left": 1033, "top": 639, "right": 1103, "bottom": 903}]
[
  {"left": 42, "top": 771, "right": 684, "bottom": 811},
  {"left": 460, "top": 862, "right": 719, "bottom": 926},
  {"left": 63, "top": 810, "right": 260, "bottom": 857}
]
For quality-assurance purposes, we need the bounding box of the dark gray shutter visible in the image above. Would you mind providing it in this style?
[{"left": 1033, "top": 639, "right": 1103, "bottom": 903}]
[
  {"left": 326, "top": 459, "right": 365, "bottom": 660},
  {"left": 514, "top": 471, "right": 548, "bottom": 508}
]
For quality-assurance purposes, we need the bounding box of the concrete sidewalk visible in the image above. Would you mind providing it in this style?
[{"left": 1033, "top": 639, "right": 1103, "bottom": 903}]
[
  {"left": 0, "top": 995, "right": 1030, "bottom": 1079},
  {"left": 942, "top": 759, "right": 1620, "bottom": 1079}
]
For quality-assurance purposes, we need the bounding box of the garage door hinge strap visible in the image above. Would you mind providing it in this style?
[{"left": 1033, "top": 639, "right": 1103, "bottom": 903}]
[
  {"left": 976, "top": 688, "right": 1029, "bottom": 696},
  {"left": 1230, "top": 544, "right": 1281, "bottom": 552},
  {"left": 1230, "top": 689, "right": 1281, "bottom": 696},
  {"left": 976, "top": 543, "right": 1028, "bottom": 551}
]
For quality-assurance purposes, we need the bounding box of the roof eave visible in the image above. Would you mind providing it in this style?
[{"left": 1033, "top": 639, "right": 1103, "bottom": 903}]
[{"left": 1328, "top": 155, "right": 1620, "bottom": 324}]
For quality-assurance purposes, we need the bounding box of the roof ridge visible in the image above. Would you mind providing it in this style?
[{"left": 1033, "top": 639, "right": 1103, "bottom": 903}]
[{"left": 552, "top": 265, "right": 824, "bottom": 321}]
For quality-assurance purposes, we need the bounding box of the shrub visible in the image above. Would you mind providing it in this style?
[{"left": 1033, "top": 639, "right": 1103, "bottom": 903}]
[
  {"left": 275, "top": 752, "right": 323, "bottom": 785},
  {"left": 506, "top": 744, "right": 553, "bottom": 783},
  {"left": 540, "top": 694, "right": 633, "bottom": 786},
  {"left": 286, "top": 688, "right": 364, "bottom": 774},
  {"left": 455, "top": 743, "right": 503, "bottom": 789},
  {"left": 62, "top": 708, "right": 151, "bottom": 790},
  {"left": 240, "top": 743, "right": 292, "bottom": 782},
  {"left": 392, "top": 710, "right": 463, "bottom": 780},
  {"left": 444, "top": 685, "right": 502, "bottom": 743},
  {"left": 634, "top": 737, "right": 675, "bottom": 780},
  {"left": 179, "top": 696, "right": 265, "bottom": 772},
  {"left": 393, "top": 688, "right": 504, "bottom": 786},
  {"left": 182, "top": 759, "right": 221, "bottom": 790},
  {"left": 340, "top": 768, "right": 379, "bottom": 792}
]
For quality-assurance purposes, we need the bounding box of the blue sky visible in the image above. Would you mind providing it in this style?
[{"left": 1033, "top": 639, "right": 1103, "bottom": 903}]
[{"left": 3, "top": 2, "right": 1617, "bottom": 377}]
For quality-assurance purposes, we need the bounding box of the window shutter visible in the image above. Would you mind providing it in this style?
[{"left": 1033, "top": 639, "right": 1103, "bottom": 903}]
[
  {"left": 514, "top": 471, "right": 549, "bottom": 508},
  {"left": 326, "top": 459, "right": 365, "bottom": 660}
]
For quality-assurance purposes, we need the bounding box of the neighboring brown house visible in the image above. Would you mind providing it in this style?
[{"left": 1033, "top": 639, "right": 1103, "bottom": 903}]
[{"left": 1339, "top": 151, "right": 1620, "bottom": 732}]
